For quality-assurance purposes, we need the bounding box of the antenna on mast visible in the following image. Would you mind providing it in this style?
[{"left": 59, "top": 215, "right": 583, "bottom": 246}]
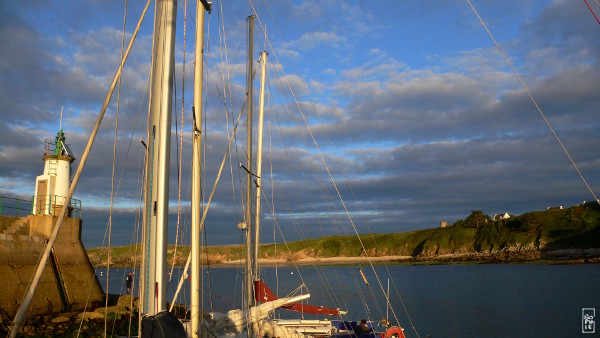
[{"left": 59, "top": 106, "right": 64, "bottom": 131}]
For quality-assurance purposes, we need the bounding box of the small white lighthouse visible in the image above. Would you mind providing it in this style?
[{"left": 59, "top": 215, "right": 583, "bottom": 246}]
[{"left": 32, "top": 130, "right": 75, "bottom": 216}]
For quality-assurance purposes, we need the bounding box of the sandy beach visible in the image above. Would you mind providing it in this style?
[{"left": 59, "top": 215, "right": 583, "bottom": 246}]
[{"left": 215, "top": 248, "right": 600, "bottom": 266}]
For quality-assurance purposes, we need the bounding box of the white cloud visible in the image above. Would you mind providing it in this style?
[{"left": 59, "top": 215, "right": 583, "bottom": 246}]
[{"left": 288, "top": 31, "right": 348, "bottom": 51}]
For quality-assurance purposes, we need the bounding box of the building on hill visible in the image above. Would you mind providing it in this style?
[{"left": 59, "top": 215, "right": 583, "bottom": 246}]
[
  {"left": 581, "top": 200, "right": 600, "bottom": 207},
  {"left": 547, "top": 205, "right": 563, "bottom": 210},
  {"left": 493, "top": 212, "right": 511, "bottom": 221},
  {"left": 440, "top": 221, "right": 448, "bottom": 228}
]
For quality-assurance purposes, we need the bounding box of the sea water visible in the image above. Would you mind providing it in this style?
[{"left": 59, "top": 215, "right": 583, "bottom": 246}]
[{"left": 97, "top": 264, "right": 600, "bottom": 337}]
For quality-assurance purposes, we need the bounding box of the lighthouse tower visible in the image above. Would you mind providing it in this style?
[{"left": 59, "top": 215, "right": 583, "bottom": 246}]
[{"left": 32, "top": 130, "right": 75, "bottom": 216}]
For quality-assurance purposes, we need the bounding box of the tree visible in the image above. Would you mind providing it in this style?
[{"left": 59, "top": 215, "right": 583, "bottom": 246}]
[{"left": 455, "top": 210, "right": 491, "bottom": 228}]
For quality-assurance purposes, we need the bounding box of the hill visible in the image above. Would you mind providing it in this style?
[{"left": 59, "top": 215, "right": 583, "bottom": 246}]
[{"left": 87, "top": 203, "right": 600, "bottom": 266}]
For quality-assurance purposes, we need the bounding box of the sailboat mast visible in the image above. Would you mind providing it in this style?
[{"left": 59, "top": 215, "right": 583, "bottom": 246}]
[
  {"left": 191, "top": 1, "right": 211, "bottom": 336},
  {"left": 245, "top": 14, "right": 255, "bottom": 308},
  {"left": 140, "top": 0, "right": 177, "bottom": 316},
  {"left": 253, "top": 51, "right": 267, "bottom": 281}
]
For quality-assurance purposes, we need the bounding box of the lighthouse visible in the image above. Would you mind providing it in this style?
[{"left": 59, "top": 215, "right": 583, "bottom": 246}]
[{"left": 32, "top": 129, "right": 75, "bottom": 216}]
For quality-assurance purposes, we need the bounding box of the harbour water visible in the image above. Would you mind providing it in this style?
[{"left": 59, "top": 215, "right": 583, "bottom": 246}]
[{"left": 97, "top": 264, "right": 600, "bottom": 337}]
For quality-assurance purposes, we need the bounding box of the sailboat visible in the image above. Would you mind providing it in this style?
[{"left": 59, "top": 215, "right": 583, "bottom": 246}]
[{"left": 8, "top": 1, "right": 407, "bottom": 337}]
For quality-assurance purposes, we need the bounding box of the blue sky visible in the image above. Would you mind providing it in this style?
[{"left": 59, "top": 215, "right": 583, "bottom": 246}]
[{"left": 1, "top": 0, "right": 599, "bottom": 248}]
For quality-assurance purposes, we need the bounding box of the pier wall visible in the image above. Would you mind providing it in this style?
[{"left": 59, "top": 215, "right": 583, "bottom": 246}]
[{"left": 0, "top": 215, "right": 104, "bottom": 320}]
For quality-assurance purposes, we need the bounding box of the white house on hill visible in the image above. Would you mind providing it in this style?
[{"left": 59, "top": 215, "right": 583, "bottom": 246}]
[{"left": 493, "top": 212, "right": 511, "bottom": 221}]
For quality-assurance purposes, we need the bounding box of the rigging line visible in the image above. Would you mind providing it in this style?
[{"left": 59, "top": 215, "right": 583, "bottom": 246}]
[
  {"left": 216, "top": 0, "right": 240, "bottom": 225},
  {"left": 362, "top": 268, "right": 387, "bottom": 324},
  {"left": 168, "top": 42, "right": 179, "bottom": 285},
  {"left": 77, "top": 98, "right": 148, "bottom": 336},
  {"left": 128, "top": 143, "right": 145, "bottom": 337},
  {"left": 262, "top": 46, "right": 334, "bottom": 258},
  {"left": 467, "top": 0, "right": 599, "bottom": 204},
  {"left": 256, "top": 185, "right": 307, "bottom": 286},
  {"left": 222, "top": 6, "right": 246, "bottom": 225},
  {"left": 202, "top": 224, "right": 215, "bottom": 312},
  {"left": 267, "top": 90, "right": 280, "bottom": 303},
  {"left": 85, "top": 44, "right": 151, "bottom": 338},
  {"left": 343, "top": 177, "right": 414, "bottom": 330},
  {"left": 584, "top": 0, "right": 600, "bottom": 25},
  {"left": 219, "top": 4, "right": 246, "bottom": 216},
  {"left": 80, "top": 65, "right": 151, "bottom": 338},
  {"left": 105, "top": 1, "right": 128, "bottom": 335},
  {"left": 96, "top": 51, "right": 154, "bottom": 337},
  {"left": 262, "top": 68, "right": 321, "bottom": 294},
  {"left": 170, "top": 0, "right": 188, "bottom": 285},
  {"left": 351, "top": 268, "right": 373, "bottom": 323},
  {"left": 252, "top": 4, "right": 409, "bottom": 334},
  {"left": 137, "top": 141, "right": 149, "bottom": 329},
  {"left": 595, "top": 0, "right": 600, "bottom": 9},
  {"left": 312, "top": 179, "right": 355, "bottom": 310},
  {"left": 263, "top": 73, "right": 311, "bottom": 247},
  {"left": 262, "top": 75, "right": 335, "bottom": 300}
]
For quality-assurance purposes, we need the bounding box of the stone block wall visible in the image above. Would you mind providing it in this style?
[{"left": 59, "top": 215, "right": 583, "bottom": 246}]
[{"left": 0, "top": 215, "right": 104, "bottom": 320}]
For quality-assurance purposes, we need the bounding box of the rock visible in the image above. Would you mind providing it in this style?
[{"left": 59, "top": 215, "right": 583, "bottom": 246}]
[
  {"left": 77, "top": 311, "right": 105, "bottom": 321},
  {"left": 116, "top": 295, "right": 137, "bottom": 310},
  {"left": 51, "top": 316, "right": 70, "bottom": 323},
  {"left": 95, "top": 305, "right": 123, "bottom": 316},
  {"left": 22, "top": 325, "right": 36, "bottom": 336}
]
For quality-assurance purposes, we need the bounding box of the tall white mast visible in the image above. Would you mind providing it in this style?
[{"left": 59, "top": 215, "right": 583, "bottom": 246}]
[
  {"left": 140, "top": 0, "right": 177, "bottom": 316},
  {"left": 191, "top": 1, "right": 211, "bottom": 336},
  {"left": 245, "top": 15, "right": 255, "bottom": 309},
  {"left": 253, "top": 51, "right": 267, "bottom": 281}
]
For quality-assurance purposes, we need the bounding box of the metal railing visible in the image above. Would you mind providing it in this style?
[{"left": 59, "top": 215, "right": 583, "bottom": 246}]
[
  {"left": 33, "top": 195, "right": 82, "bottom": 219},
  {"left": 0, "top": 195, "right": 82, "bottom": 219},
  {"left": 0, "top": 196, "right": 32, "bottom": 217}
]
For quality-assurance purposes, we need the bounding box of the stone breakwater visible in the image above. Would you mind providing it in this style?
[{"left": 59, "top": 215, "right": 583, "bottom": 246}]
[
  {"left": 0, "top": 294, "right": 189, "bottom": 337},
  {"left": 0, "top": 215, "right": 104, "bottom": 320}
]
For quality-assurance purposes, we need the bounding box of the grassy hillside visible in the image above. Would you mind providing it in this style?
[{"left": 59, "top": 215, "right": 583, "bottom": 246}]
[{"left": 88, "top": 203, "right": 600, "bottom": 266}]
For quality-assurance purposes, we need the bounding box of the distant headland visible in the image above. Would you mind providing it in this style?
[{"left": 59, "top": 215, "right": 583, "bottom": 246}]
[{"left": 88, "top": 202, "right": 600, "bottom": 267}]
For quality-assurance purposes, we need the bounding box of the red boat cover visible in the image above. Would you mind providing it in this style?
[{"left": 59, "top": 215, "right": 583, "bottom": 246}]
[{"left": 254, "top": 279, "right": 341, "bottom": 316}]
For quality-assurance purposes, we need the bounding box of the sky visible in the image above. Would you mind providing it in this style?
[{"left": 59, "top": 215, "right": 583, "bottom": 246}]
[{"left": 1, "top": 0, "right": 599, "bottom": 249}]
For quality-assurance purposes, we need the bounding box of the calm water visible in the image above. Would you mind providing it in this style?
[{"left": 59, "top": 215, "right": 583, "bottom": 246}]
[{"left": 97, "top": 264, "right": 600, "bottom": 337}]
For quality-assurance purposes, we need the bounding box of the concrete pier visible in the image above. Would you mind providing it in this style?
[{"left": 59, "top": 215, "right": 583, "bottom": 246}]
[{"left": 0, "top": 214, "right": 104, "bottom": 320}]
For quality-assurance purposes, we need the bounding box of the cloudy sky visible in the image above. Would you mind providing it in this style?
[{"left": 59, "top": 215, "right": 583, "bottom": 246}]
[{"left": 1, "top": 0, "right": 599, "bottom": 249}]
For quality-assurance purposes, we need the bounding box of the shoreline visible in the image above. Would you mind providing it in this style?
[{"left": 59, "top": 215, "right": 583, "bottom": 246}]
[{"left": 94, "top": 248, "right": 600, "bottom": 268}]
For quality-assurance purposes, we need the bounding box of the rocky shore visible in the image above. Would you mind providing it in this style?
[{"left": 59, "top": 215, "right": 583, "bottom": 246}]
[
  {"left": 210, "top": 248, "right": 600, "bottom": 266},
  {"left": 89, "top": 247, "right": 600, "bottom": 268},
  {"left": 0, "top": 295, "right": 187, "bottom": 337}
]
